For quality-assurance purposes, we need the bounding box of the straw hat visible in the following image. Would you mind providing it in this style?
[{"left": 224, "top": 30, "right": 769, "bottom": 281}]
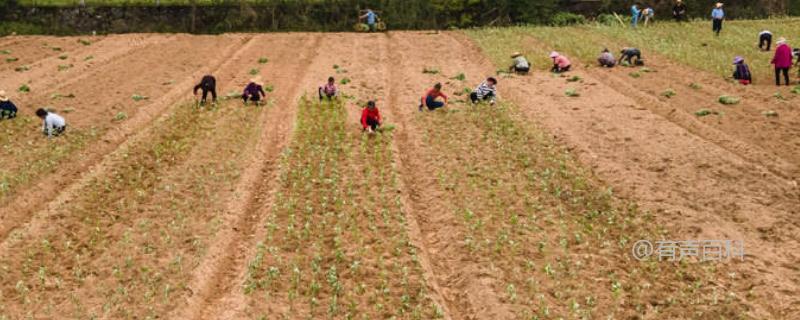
[
  {"left": 250, "top": 77, "right": 263, "bottom": 85},
  {"left": 511, "top": 52, "right": 522, "bottom": 58},
  {"left": 732, "top": 56, "right": 744, "bottom": 64},
  {"left": 549, "top": 51, "right": 559, "bottom": 58},
  {"left": 0, "top": 90, "right": 8, "bottom": 102},
  {"left": 777, "top": 37, "right": 787, "bottom": 44}
]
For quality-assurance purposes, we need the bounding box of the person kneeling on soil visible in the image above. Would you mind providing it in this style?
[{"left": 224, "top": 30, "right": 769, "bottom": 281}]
[
  {"left": 319, "top": 77, "right": 338, "bottom": 101},
  {"left": 419, "top": 82, "right": 448, "bottom": 112},
  {"left": 193, "top": 74, "right": 217, "bottom": 105},
  {"left": 619, "top": 47, "right": 644, "bottom": 66},
  {"left": 470, "top": 77, "right": 498, "bottom": 105},
  {"left": 0, "top": 90, "right": 18, "bottom": 120},
  {"left": 732, "top": 56, "right": 752, "bottom": 85},
  {"left": 36, "top": 108, "right": 66, "bottom": 138},
  {"left": 242, "top": 78, "right": 267, "bottom": 106},
  {"left": 509, "top": 52, "right": 530, "bottom": 74},
  {"left": 361, "top": 101, "right": 382, "bottom": 133},
  {"left": 549, "top": 52, "right": 571, "bottom": 73},
  {"left": 598, "top": 48, "right": 616, "bottom": 68}
]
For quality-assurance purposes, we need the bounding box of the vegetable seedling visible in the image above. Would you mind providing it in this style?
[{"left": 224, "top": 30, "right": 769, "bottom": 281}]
[
  {"left": 131, "top": 94, "right": 149, "bottom": 101},
  {"left": 422, "top": 67, "right": 440, "bottom": 75},
  {"left": 762, "top": 110, "right": 778, "bottom": 117},
  {"left": 695, "top": 108, "right": 718, "bottom": 116},
  {"left": 718, "top": 95, "right": 740, "bottom": 105},
  {"left": 258, "top": 57, "right": 269, "bottom": 64},
  {"left": 18, "top": 84, "right": 30, "bottom": 93},
  {"left": 249, "top": 68, "right": 260, "bottom": 75},
  {"left": 565, "top": 88, "right": 580, "bottom": 97},
  {"left": 661, "top": 89, "right": 676, "bottom": 98},
  {"left": 566, "top": 75, "right": 581, "bottom": 82},
  {"left": 5, "top": 57, "right": 18, "bottom": 62}
]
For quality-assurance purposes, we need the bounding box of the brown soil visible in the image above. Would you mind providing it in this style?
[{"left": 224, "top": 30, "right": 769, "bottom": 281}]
[{"left": 0, "top": 31, "right": 796, "bottom": 319}]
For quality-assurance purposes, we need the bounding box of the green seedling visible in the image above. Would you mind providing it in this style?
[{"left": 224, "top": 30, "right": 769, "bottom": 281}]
[
  {"left": 333, "top": 64, "right": 340, "bottom": 69},
  {"left": 51, "top": 47, "right": 62, "bottom": 52},
  {"left": 6, "top": 57, "right": 18, "bottom": 62},
  {"left": 695, "top": 108, "right": 719, "bottom": 116},
  {"left": 340, "top": 77, "right": 351, "bottom": 85},
  {"left": 51, "top": 93, "right": 75, "bottom": 99},
  {"left": 422, "top": 67, "right": 440, "bottom": 75},
  {"left": 661, "top": 89, "right": 676, "bottom": 98},
  {"left": 629, "top": 72, "right": 641, "bottom": 78},
  {"left": 249, "top": 68, "right": 260, "bottom": 75},
  {"left": 58, "top": 64, "right": 73, "bottom": 71},
  {"left": 114, "top": 112, "right": 128, "bottom": 121},
  {"left": 131, "top": 94, "right": 149, "bottom": 101},
  {"left": 565, "top": 88, "right": 580, "bottom": 97},
  {"left": 640, "top": 67, "right": 653, "bottom": 73},
  {"left": 58, "top": 55, "right": 68, "bottom": 60},
  {"left": 78, "top": 39, "right": 91, "bottom": 46},
  {"left": 762, "top": 110, "right": 778, "bottom": 117},
  {"left": 566, "top": 75, "right": 582, "bottom": 82},
  {"left": 264, "top": 84, "right": 274, "bottom": 93},
  {"left": 0, "top": 50, "right": 10, "bottom": 55},
  {"left": 15, "top": 65, "right": 30, "bottom": 72},
  {"left": 792, "top": 86, "right": 800, "bottom": 95},
  {"left": 689, "top": 82, "right": 702, "bottom": 90},
  {"left": 84, "top": 55, "right": 94, "bottom": 61},
  {"left": 773, "top": 92, "right": 786, "bottom": 100},
  {"left": 258, "top": 57, "right": 269, "bottom": 64},
  {"left": 451, "top": 73, "right": 466, "bottom": 81},
  {"left": 18, "top": 84, "right": 30, "bottom": 93},
  {"left": 718, "top": 95, "right": 740, "bottom": 105}
]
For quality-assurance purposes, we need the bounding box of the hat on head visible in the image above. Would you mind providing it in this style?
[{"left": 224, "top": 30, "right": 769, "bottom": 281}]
[
  {"left": 511, "top": 52, "right": 522, "bottom": 58},
  {"left": 716, "top": 2, "right": 723, "bottom": 7},
  {"left": 732, "top": 56, "right": 744, "bottom": 64},
  {"left": 0, "top": 90, "right": 8, "bottom": 102},
  {"left": 549, "top": 51, "right": 559, "bottom": 58},
  {"left": 777, "top": 37, "right": 787, "bottom": 44}
]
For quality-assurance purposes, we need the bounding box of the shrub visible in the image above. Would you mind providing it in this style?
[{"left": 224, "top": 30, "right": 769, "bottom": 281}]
[{"left": 551, "top": 12, "right": 586, "bottom": 26}]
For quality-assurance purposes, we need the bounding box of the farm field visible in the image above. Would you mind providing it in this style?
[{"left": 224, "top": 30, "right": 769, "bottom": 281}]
[{"left": 0, "top": 22, "right": 798, "bottom": 319}]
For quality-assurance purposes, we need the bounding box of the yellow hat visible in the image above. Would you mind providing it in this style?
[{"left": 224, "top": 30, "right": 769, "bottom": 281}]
[
  {"left": 0, "top": 90, "right": 8, "bottom": 102},
  {"left": 511, "top": 52, "right": 522, "bottom": 58}
]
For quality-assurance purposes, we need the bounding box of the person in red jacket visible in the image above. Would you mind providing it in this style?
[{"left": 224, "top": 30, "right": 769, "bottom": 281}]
[
  {"left": 361, "top": 100, "right": 382, "bottom": 133},
  {"left": 772, "top": 38, "right": 793, "bottom": 86},
  {"left": 419, "top": 82, "right": 448, "bottom": 111}
]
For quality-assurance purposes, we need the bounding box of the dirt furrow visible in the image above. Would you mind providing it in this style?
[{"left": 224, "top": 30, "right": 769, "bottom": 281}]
[
  {"left": 0, "top": 34, "right": 253, "bottom": 252},
  {"left": 383, "top": 32, "right": 516, "bottom": 319},
  {"left": 174, "top": 33, "right": 322, "bottom": 320},
  {"left": 452, "top": 32, "right": 800, "bottom": 317}
]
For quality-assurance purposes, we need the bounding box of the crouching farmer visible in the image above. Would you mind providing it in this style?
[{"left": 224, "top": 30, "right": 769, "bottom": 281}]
[
  {"left": 509, "top": 52, "right": 530, "bottom": 74},
  {"left": 419, "top": 82, "right": 448, "bottom": 111},
  {"left": 242, "top": 78, "right": 266, "bottom": 106},
  {"left": 361, "top": 100, "right": 382, "bottom": 133},
  {"left": 470, "top": 77, "right": 498, "bottom": 105},
  {"left": 598, "top": 48, "right": 616, "bottom": 68},
  {"left": 0, "top": 90, "right": 18, "bottom": 120},
  {"left": 319, "top": 77, "right": 338, "bottom": 101},
  {"left": 36, "top": 108, "right": 66, "bottom": 138},
  {"left": 732, "top": 56, "right": 752, "bottom": 85}
]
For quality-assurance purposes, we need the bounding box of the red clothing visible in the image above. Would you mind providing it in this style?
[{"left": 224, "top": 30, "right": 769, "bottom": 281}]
[
  {"left": 772, "top": 43, "right": 793, "bottom": 68},
  {"left": 361, "top": 107, "right": 381, "bottom": 129},
  {"left": 420, "top": 88, "right": 448, "bottom": 105},
  {"left": 554, "top": 55, "right": 571, "bottom": 68}
]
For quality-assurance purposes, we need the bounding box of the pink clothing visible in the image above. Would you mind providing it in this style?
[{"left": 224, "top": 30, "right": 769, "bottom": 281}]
[
  {"left": 772, "top": 43, "right": 793, "bottom": 68},
  {"left": 554, "top": 55, "right": 571, "bottom": 68}
]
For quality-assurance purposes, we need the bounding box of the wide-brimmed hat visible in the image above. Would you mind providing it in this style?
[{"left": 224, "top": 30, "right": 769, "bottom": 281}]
[
  {"left": 0, "top": 90, "right": 8, "bottom": 102},
  {"left": 511, "top": 52, "right": 522, "bottom": 58},
  {"left": 549, "top": 51, "right": 559, "bottom": 58},
  {"left": 777, "top": 37, "right": 787, "bottom": 44},
  {"left": 732, "top": 56, "right": 744, "bottom": 64}
]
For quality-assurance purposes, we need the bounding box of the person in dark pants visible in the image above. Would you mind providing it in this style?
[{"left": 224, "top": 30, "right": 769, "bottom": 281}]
[
  {"left": 419, "top": 82, "right": 448, "bottom": 111},
  {"left": 193, "top": 74, "right": 217, "bottom": 105},
  {"left": 319, "top": 77, "right": 338, "bottom": 101},
  {"left": 242, "top": 78, "right": 266, "bottom": 106},
  {"left": 619, "top": 47, "right": 644, "bottom": 66},
  {"left": 470, "top": 77, "right": 498, "bottom": 105},
  {"left": 0, "top": 90, "right": 18, "bottom": 120},
  {"left": 732, "top": 56, "right": 752, "bottom": 85},
  {"left": 36, "top": 108, "right": 66, "bottom": 138},
  {"left": 361, "top": 100, "right": 382, "bottom": 133},
  {"left": 672, "top": 0, "right": 687, "bottom": 22},
  {"left": 772, "top": 38, "right": 793, "bottom": 86},
  {"left": 759, "top": 30, "right": 773, "bottom": 51},
  {"left": 711, "top": 3, "right": 724, "bottom": 36}
]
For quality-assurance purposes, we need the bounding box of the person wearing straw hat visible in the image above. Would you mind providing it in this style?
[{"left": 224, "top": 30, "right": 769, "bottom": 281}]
[
  {"left": 35, "top": 108, "right": 66, "bottom": 138},
  {"left": 731, "top": 56, "right": 752, "bottom": 85},
  {"left": 598, "top": 48, "right": 616, "bottom": 68},
  {"left": 550, "top": 51, "right": 571, "bottom": 73},
  {"left": 711, "top": 3, "right": 725, "bottom": 36},
  {"left": 509, "top": 52, "right": 530, "bottom": 74},
  {"left": 771, "top": 37, "right": 793, "bottom": 86},
  {"left": 242, "top": 77, "right": 267, "bottom": 106},
  {"left": 0, "top": 90, "right": 18, "bottom": 120}
]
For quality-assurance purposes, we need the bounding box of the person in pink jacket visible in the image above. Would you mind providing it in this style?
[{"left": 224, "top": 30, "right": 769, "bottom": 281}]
[
  {"left": 772, "top": 38, "right": 793, "bottom": 86},
  {"left": 550, "top": 51, "right": 572, "bottom": 73}
]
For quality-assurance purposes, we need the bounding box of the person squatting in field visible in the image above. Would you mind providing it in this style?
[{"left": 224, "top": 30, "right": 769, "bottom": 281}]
[
  {"left": 509, "top": 52, "right": 530, "bottom": 74},
  {"left": 619, "top": 47, "right": 644, "bottom": 66},
  {"left": 711, "top": 3, "right": 724, "bottom": 36},
  {"left": 732, "top": 56, "right": 752, "bottom": 85},
  {"left": 550, "top": 51, "right": 572, "bottom": 73},
  {"left": 36, "top": 108, "right": 66, "bottom": 138},
  {"left": 242, "top": 78, "right": 266, "bottom": 106},
  {"left": 319, "top": 77, "right": 338, "bottom": 101},
  {"left": 0, "top": 90, "right": 18, "bottom": 120},
  {"left": 759, "top": 30, "right": 773, "bottom": 51},
  {"left": 673, "top": 0, "right": 687, "bottom": 22},
  {"left": 772, "top": 38, "right": 793, "bottom": 86},
  {"left": 598, "top": 48, "right": 616, "bottom": 68},
  {"left": 419, "top": 82, "right": 448, "bottom": 111},
  {"left": 470, "top": 77, "right": 498, "bottom": 105},
  {"left": 361, "top": 100, "right": 382, "bottom": 133},
  {"left": 193, "top": 74, "right": 217, "bottom": 105}
]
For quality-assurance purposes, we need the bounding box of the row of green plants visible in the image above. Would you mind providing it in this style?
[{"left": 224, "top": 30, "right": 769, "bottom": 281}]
[
  {"left": 0, "top": 101, "right": 265, "bottom": 318},
  {"left": 242, "top": 98, "right": 442, "bottom": 318}
]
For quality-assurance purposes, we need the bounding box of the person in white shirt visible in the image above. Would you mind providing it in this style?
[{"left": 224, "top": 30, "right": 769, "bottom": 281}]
[
  {"left": 470, "top": 77, "right": 498, "bottom": 105},
  {"left": 509, "top": 52, "right": 530, "bottom": 74},
  {"left": 36, "top": 108, "right": 66, "bottom": 138}
]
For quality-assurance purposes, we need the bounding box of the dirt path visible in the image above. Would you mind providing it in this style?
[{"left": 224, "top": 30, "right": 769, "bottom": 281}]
[
  {"left": 172, "top": 33, "right": 322, "bottom": 320},
  {"left": 453, "top": 32, "right": 800, "bottom": 317}
]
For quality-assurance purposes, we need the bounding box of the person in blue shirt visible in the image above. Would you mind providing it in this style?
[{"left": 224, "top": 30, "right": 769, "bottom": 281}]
[
  {"left": 711, "top": 3, "right": 725, "bottom": 36},
  {"left": 360, "top": 8, "right": 379, "bottom": 32},
  {"left": 631, "top": 4, "right": 641, "bottom": 28}
]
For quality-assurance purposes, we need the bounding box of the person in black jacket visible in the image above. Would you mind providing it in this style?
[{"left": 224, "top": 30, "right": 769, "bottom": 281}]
[
  {"left": 0, "top": 90, "right": 18, "bottom": 120},
  {"left": 672, "top": 0, "right": 687, "bottom": 22},
  {"left": 193, "top": 74, "right": 217, "bottom": 105}
]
